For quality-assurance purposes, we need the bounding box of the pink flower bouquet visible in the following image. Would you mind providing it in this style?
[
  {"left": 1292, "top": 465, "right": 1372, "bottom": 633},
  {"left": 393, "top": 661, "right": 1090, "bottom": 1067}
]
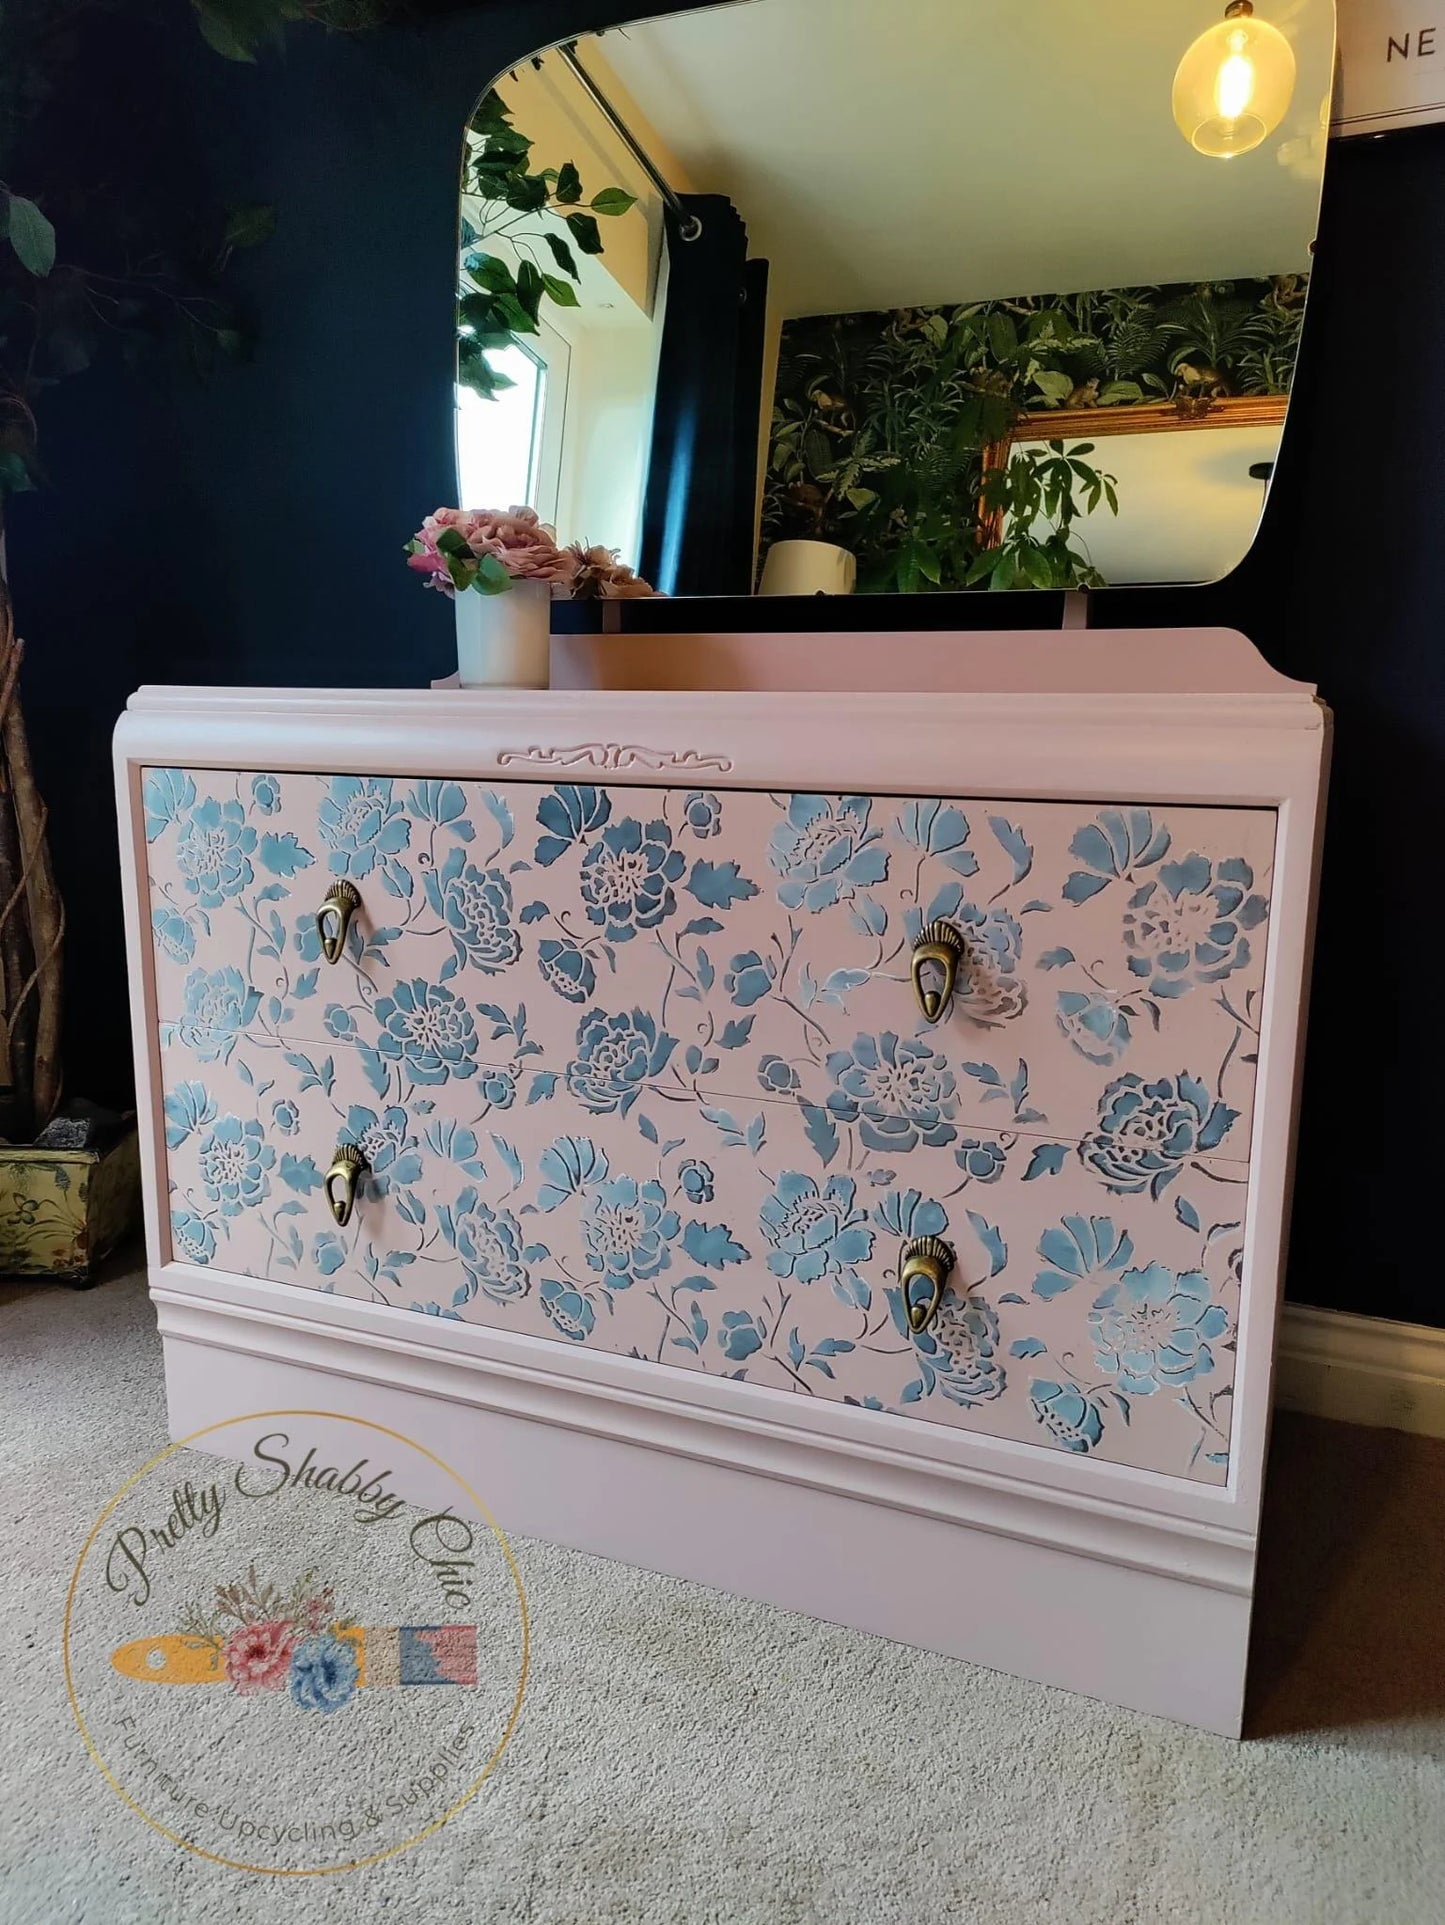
[{"left": 406, "top": 507, "right": 658, "bottom": 599}]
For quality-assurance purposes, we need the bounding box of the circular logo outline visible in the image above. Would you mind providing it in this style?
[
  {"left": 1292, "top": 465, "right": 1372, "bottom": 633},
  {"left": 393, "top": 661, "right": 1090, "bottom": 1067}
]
[{"left": 62, "top": 1408, "right": 529, "bottom": 1876}]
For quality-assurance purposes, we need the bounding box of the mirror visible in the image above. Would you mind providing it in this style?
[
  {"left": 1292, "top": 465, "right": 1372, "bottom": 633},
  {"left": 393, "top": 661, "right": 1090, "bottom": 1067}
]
[{"left": 455, "top": 0, "right": 1333, "bottom": 598}]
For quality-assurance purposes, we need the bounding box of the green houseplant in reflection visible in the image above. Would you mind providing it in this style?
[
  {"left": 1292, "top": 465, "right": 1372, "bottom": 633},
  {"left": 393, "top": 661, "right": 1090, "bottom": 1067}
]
[
  {"left": 458, "top": 89, "right": 636, "bottom": 401},
  {"left": 971, "top": 441, "right": 1119, "bottom": 591}
]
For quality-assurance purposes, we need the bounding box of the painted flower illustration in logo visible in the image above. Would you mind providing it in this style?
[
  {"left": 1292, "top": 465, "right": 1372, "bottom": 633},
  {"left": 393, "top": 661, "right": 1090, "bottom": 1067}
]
[
  {"left": 173, "top": 966, "right": 261, "bottom": 1065},
  {"left": 1089, "top": 1263, "right": 1230, "bottom": 1394},
  {"left": 224, "top": 1620, "right": 296, "bottom": 1696},
  {"left": 759, "top": 1172, "right": 873, "bottom": 1284},
  {"left": 825, "top": 1032, "right": 959, "bottom": 1153},
  {"left": 288, "top": 1633, "right": 360, "bottom": 1713},
  {"left": 318, "top": 775, "right": 411, "bottom": 879},
  {"left": 1029, "top": 1379, "right": 1106, "bottom": 1454},
  {"left": 582, "top": 1175, "right": 679, "bottom": 1288},
  {"left": 565, "top": 1007, "right": 676, "bottom": 1116},
  {"left": 176, "top": 797, "right": 257, "bottom": 909},
  {"left": 437, "top": 1187, "right": 530, "bottom": 1304},
  {"left": 1122, "top": 852, "right": 1268, "bottom": 999},
  {"left": 579, "top": 817, "right": 685, "bottom": 941},
  {"left": 374, "top": 979, "right": 479, "bottom": 1085},
  {"left": 1080, "top": 1072, "right": 1237, "bottom": 1198},
  {"left": 769, "top": 795, "right": 887, "bottom": 911},
  {"left": 198, "top": 1115, "right": 275, "bottom": 1215},
  {"left": 424, "top": 848, "right": 521, "bottom": 974}
]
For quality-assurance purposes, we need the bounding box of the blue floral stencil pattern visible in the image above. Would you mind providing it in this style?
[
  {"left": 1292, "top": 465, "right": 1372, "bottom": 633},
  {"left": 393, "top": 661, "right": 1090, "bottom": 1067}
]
[{"left": 146, "top": 770, "right": 1270, "bottom": 1483}]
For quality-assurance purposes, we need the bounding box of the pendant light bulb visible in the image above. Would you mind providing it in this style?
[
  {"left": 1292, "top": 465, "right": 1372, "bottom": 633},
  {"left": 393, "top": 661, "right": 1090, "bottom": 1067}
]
[{"left": 1172, "top": 2, "right": 1297, "bottom": 159}]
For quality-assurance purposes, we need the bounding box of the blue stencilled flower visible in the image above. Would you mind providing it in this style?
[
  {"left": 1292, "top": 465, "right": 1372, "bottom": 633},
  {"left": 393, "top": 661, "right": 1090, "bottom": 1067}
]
[
  {"left": 176, "top": 797, "right": 257, "bottom": 908},
  {"left": 770, "top": 796, "right": 887, "bottom": 911},
  {"left": 437, "top": 1187, "right": 530, "bottom": 1304},
  {"left": 565, "top": 1008, "right": 676, "bottom": 1116},
  {"left": 582, "top": 1175, "right": 678, "bottom": 1288},
  {"left": 1123, "top": 853, "right": 1269, "bottom": 999},
  {"left": 579, "top": 817, "right": 685, "bottom": 941},
  {"left": 1089, "top": 1263, "right": 1229, "bottom": 1394},
  {"left": 1033, "top": 1214, "right": 1135, "bottom": 1302},
  {"left": 1030, "top": 1379, "right": 1105, "bottom": 1454},
  {"left": 271, "top": 1098, "right": 300, "bottom": 1136},
  {"left": 1080, "top": 1072, "right": 1238, "bottom": 1199},
  {"left": 164, "top": 1080, "right": 216, "bottom": 1148},
  {"left": 760, "top": 1172, "right": 873, "bottom": 1284},
  {"left": 724, "top": 950, "right": 773, "bottom": 1008},
  {"left": 170, "top": 1207, "right": 216, "bottom": 1265},
  {"left": 143, "top": 768, "right": 195, "bottom": 843},
  {"left": 679, "top": 1159, "right": 714, "bottom": 1205},
  {"left": 956, "top": 1137, "right": 1006, "bottom": 1182},
  {"left": 250, "top": 774, "right": 281, "bottom": 815},
  {"left": 479, "top": 1067, "right": 516, "bottom": 1110},
  {"left": 538, "top": 938, "right": 596, "bottom": 1005},
  {"left": 682, "top": 791, "right": 722, "bottom": 838},
  {"left": 288, "top": 1634, "right": 359, "bottom": 1713},
  {"left": 323, "top": 1004, "right": 357, "bottom": 1040},
  {"left": 533, "top": 784, "right": 611, "bottom": 866},
  {"left": 318, "top": 776, "right": 411, "bottom": 879},
  {"left": 424, "top": 847, "right": 520, "bottom": 974},
  {"left": 541, "top": 1278, "right": 596, "bottom": 1343},
  {"left": 950, "top": 901, "right": 1026, "bottom": 1026},
  {"left": 872, "top": 1188, "right": 947, "bottom": 1240},
  {"left": 312, "top": 1231, "right": 347, "bottom": 1277},
  {"left": 825, "top": 1032, "right": 958, "bottom": 1153},
  {"left": 1056, "top": 991, "right": 1132, "bottom": 1065},
  {"left": 293, "top": 912, "right": 324, "bottom": 965},
  {"left": 1063, "top": 807, "right": 1171, "bottom": 903},
  {"left": 198, "top": 1115, "right": 274, "bottom": 1215},
  {"left": 343, "top": 1104, "right": 423, "bottom": 1193},
  {"left": 374, "top": 980, "right": 478, "bottom": 1085},
  {"left": 151, "top": 906, "right": 195, "bottom": 965},
  {"left": 174, "top": 966, "right": 260, "bottom": 1064},
  {"left": 718, "top": 1309, "right": 765, "bottom": 1362},
  {"left": 757, "top": 1053, "right": 800, "bottom": 1095},
  {"left": 890, "top": 1287, "right": 1005, "bottom": 1408}
]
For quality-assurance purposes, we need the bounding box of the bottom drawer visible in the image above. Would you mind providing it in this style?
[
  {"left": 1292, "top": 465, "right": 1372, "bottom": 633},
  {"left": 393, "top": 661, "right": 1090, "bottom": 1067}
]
[{"left": 159, "top": 1032, "right": 1244, "bottom": 1484}]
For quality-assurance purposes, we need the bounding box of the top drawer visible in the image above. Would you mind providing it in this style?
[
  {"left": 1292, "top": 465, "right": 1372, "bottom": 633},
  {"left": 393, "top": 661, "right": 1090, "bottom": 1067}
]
[{"left": 142, "top": 768, "right": 1273, "bottom": 1152}]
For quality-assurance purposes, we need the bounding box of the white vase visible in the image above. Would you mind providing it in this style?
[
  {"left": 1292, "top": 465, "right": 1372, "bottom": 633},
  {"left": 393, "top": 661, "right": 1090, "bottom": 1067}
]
[
  {"left": 758, "top": 539, "right": 857, "bottom": 596},
  {"left": 454, "top": 579, "right": 552, "bottom": 689}
]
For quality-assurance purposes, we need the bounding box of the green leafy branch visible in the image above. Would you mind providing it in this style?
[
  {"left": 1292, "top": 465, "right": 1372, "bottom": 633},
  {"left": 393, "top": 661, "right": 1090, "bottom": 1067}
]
[
  {"left": 970, "top": 439, "right": 1118, "bottom": 591},
  {"left": 457, "top": 87, "right": 636, "bottom": 401}
]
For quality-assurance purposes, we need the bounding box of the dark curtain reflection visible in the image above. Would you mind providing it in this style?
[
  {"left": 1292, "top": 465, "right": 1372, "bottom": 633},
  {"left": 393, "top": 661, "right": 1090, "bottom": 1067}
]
[{"left": 639, "top": 196, "right": 768, "bottom": 595}]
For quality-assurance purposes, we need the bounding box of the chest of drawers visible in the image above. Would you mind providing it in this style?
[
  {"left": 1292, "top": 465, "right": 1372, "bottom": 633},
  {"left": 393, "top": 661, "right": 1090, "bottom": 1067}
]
[{"left": 115, "top": 629, "right": 1329, "bottom": 1734}]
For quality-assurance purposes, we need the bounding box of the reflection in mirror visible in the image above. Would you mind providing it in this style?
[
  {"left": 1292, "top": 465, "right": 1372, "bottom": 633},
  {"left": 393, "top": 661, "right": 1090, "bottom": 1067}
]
[{"left": 455, "top": 0, "right": 1334, "bottom": 597}]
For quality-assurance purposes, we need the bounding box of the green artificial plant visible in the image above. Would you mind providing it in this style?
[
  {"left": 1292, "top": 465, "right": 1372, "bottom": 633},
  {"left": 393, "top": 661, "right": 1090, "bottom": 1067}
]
[{"left": 457, "top": 87, "right": 636, "bottom": 401}]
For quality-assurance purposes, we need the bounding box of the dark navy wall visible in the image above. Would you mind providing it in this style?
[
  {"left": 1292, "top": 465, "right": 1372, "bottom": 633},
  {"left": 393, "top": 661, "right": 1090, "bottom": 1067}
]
[{"left": 7, "top": 4, "right": 1435, "bottom": 1321}]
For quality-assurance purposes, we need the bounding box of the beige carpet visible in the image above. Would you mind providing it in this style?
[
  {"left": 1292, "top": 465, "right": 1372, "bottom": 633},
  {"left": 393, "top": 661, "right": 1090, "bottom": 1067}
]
[{"left": 1, "top": 1260, "right": 1441, "bottom": 1924}]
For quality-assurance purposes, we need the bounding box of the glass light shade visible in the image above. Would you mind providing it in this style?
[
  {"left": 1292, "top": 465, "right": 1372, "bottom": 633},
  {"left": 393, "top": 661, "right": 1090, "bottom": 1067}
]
[{"left": 1172, "top": 5, "right": 1297, "bottom": 158}]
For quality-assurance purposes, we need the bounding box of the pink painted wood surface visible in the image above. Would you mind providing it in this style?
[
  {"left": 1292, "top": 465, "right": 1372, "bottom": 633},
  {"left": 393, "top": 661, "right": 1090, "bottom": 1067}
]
[
  {"left": 144, "top": 766, "right": 1274, "bottom": 1485},
  {"left": 549, "top": 626, "right": 1317, "bottom": 697}
]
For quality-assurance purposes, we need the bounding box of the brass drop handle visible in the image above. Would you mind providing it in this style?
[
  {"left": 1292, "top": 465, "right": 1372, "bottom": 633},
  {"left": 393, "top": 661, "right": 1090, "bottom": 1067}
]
[
  {"left": 911, "top": 920, "right": 965, "bottom": 1022},
  {"left": 900, "top": 1235, "right": 955, "bottom": 1334},
  {"left": 324, "top": 1144, "right": 368, "bottom": 1227},
  {"left": 316, "top": 880, "right": 361, "bottom": 965}
]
